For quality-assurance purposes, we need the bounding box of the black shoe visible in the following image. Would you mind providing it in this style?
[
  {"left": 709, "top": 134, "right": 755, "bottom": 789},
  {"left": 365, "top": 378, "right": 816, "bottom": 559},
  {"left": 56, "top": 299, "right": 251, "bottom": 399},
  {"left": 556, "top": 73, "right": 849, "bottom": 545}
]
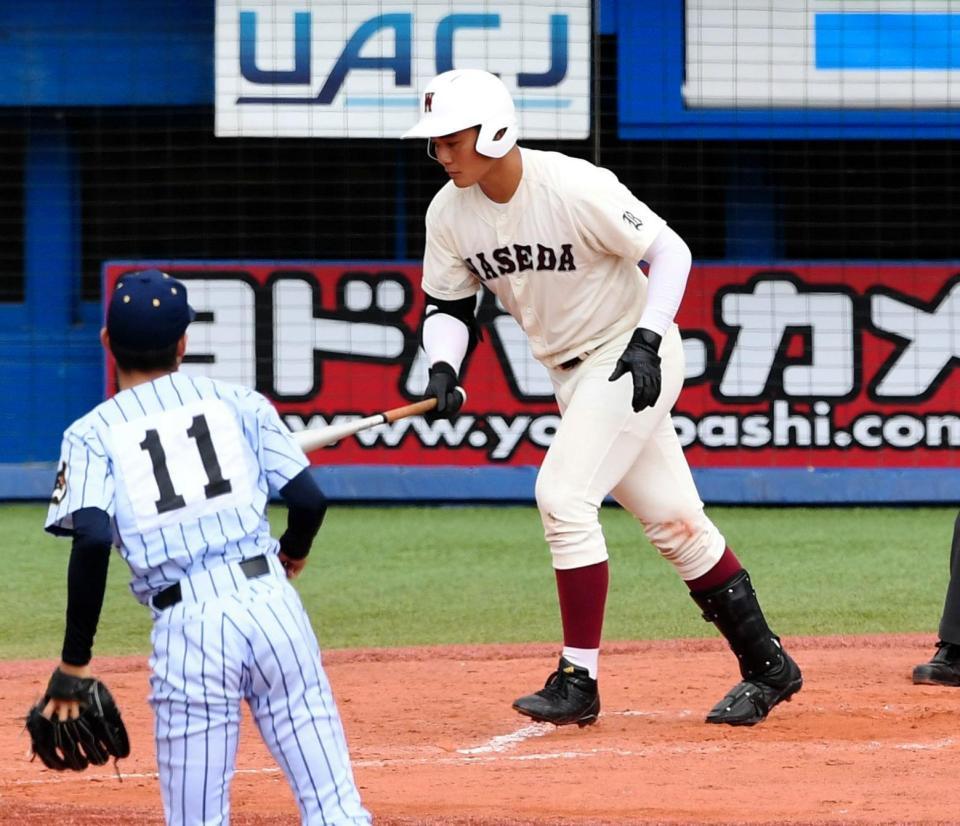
[
  {"left": 706, "top": 650, "right": 803, "bottom": 726},
  {"left": 512, "top": 657, "right": 600, "bottom": 727},
  {"left": 913, "top": 641, "right": 960, "bottom": 686}
]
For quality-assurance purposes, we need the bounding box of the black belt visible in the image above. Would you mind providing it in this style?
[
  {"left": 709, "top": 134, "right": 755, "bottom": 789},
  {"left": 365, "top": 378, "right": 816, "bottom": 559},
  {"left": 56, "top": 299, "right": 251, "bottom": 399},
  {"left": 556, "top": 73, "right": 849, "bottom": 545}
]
[
  {"left": 152, "top": 555, "right": 270, "bottom": 610},
  {"left": 559, "top": 354, "right": 584, "bottom": 370}
]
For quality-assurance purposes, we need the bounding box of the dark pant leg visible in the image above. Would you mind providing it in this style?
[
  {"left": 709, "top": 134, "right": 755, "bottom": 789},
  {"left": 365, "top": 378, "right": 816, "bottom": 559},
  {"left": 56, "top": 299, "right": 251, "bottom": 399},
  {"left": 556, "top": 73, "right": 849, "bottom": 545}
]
[{"left": 937, "top": 511, "right": 960, "bottom": 643}]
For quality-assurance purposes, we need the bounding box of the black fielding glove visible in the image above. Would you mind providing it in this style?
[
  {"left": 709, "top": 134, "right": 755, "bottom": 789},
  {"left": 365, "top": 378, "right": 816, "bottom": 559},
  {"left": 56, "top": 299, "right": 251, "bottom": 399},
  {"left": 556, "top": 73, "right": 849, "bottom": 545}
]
[
  {"left": 25, "top": 668, "right": 131, "bottom": 772},
  {"left": 608, "top": 328, "right": 663, "bottom": 413},
  {"left": 424, "top": 361, "right": 465, "bottom": 419}
]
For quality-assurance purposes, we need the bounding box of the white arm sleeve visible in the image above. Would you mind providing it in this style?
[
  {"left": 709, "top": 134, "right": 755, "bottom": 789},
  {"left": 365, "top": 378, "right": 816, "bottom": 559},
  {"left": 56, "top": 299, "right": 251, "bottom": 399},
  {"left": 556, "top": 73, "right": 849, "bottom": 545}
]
[
  {"left": 636, "top": 225, "right": 693, "bottom": 337},
  {"left": 422, "top": 309, "right": 470, "bottom": 374}
]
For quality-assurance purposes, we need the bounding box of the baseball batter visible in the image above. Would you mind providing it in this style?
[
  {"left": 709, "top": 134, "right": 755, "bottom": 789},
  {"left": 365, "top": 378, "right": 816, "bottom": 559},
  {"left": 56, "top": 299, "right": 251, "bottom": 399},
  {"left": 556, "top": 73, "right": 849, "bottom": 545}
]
[
  {"left": 44, "top": 269, "right": 370, "bottom": 825},
  {"left": 402, "top": 69, "right": 803, "bottom": 727}
]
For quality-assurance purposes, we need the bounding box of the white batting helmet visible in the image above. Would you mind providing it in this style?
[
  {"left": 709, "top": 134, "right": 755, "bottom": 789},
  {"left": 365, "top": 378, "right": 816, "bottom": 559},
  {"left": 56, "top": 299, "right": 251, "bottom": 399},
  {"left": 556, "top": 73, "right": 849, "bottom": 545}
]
[{"left": 402, "top": 69, "right": 518, "bottom": 159}]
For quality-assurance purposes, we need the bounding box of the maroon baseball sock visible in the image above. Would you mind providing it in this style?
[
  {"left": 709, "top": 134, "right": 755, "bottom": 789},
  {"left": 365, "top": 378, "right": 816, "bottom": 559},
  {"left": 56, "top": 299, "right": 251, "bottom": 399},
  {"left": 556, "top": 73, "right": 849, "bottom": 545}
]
[
  {"left": 684, "top": 547, "right": 743, "bottom": 593},
  {"left": 555, "top": 561, "right": 609, "bottom": 649}
]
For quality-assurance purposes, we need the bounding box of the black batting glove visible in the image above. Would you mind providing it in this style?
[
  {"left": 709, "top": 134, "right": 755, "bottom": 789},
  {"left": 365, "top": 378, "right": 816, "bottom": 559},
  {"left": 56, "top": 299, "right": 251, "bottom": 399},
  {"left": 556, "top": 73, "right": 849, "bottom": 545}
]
[
  {"left": 608, "top": 328, "right": 663, "bottom": 413},
  {"left": 424, "top": 361, "right": 465, "bottom": 419}
]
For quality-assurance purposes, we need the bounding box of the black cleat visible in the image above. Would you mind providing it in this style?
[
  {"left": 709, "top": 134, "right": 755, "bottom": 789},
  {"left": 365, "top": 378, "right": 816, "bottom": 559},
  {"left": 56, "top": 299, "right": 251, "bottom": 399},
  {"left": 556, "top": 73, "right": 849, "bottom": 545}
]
[
  {"left": 706, "top": 650, "right": 803, "bottom": 726},
  {"left": 913, "top": 641, "right": 960, "bottom": 687},
  {"left": 512, "top": 657, "right": 600, "bottom": 727}
]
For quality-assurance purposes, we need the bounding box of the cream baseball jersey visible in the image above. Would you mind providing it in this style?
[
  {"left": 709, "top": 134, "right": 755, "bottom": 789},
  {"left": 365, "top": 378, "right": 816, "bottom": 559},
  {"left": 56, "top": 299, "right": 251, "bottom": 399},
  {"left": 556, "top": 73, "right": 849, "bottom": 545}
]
[{"left": 422, "top": 147, "right": 667, "bottom": 368}]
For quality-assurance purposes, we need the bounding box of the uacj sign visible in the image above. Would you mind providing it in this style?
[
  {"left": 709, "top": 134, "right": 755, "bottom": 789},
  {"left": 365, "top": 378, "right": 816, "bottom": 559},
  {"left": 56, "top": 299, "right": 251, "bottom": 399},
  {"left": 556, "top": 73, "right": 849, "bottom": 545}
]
[
  {"left": 104, "top": 262, "right": 960, "bottom": 469},
  {"left": 214, "top": 0, "right": 591, "bottom": 139}
]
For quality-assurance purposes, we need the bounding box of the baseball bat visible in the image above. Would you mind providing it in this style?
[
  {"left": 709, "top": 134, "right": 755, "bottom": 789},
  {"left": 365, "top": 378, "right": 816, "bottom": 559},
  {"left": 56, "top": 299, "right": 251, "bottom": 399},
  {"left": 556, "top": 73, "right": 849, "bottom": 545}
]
[{"left": 293, "top": 390, "right": 466, "bottom": 452}]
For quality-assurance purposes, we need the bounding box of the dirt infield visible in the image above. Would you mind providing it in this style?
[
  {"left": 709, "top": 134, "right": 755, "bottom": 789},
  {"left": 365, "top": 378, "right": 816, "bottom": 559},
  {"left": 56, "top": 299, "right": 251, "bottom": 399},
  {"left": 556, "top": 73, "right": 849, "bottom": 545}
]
[{"left": 2, "top": 634, "right": 957, "bottom": 825}]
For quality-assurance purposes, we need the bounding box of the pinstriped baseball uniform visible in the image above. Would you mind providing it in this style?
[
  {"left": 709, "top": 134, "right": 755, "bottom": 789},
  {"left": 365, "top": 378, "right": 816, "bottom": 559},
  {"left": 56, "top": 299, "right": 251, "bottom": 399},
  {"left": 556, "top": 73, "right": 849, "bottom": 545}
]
[{"left": 46, "top": 372, "right": 370, "bottom": 826}]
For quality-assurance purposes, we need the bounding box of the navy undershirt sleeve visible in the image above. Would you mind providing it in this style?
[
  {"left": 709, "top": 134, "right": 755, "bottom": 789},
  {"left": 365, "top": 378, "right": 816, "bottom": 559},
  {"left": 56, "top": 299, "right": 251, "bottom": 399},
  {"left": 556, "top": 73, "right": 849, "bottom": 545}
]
[
  {"left": 61, "top": 507, "right": 113, "bottom": 666},
  {"left": 278, "top": 468, "right": 327, "bottom": 560}
]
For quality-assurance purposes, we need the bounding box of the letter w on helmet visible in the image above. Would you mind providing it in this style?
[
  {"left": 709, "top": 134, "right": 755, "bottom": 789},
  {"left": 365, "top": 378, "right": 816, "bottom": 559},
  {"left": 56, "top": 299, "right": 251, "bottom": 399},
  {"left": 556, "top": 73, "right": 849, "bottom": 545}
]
[{"left": 401, "top": 69, "right": 518, "bottom": 159}]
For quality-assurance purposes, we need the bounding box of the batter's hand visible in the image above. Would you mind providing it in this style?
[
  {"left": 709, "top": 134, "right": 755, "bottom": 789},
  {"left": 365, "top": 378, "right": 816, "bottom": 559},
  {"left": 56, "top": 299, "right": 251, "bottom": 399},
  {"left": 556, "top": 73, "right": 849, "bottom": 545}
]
[
  {"left": 424, "top": 361, "right": 465, "bottom": 419},
  {"left": 608, "top": 328, "right": 662, "bottom": 412}
]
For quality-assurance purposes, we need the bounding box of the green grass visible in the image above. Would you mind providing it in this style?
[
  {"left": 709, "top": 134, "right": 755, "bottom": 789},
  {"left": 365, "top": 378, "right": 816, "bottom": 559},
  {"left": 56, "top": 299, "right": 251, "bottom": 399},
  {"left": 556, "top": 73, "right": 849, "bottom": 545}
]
[{"left": 0, "top": 503, "right": 951, "bottom": 661}]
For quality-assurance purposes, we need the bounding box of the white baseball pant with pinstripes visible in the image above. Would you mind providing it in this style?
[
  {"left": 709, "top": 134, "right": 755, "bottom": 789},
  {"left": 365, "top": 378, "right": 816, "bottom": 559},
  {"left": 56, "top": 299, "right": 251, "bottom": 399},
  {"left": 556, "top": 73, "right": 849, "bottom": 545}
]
[{"left": 150, "top": 554, "right": 369, "bottom": 825}]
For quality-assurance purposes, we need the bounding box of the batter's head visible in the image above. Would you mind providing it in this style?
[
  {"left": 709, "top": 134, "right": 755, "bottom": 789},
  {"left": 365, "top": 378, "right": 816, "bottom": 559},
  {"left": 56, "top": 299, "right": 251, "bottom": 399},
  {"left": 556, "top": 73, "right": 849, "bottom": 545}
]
[{"left": 402, "top": 69, "right": 518, "bottom": 159}]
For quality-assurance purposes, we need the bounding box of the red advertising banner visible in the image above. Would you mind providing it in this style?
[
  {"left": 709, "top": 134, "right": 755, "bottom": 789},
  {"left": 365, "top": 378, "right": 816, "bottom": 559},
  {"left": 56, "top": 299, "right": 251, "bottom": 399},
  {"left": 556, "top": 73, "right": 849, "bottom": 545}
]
[{"left": 104, "top": 262, "right": 959, "bottom": 469}]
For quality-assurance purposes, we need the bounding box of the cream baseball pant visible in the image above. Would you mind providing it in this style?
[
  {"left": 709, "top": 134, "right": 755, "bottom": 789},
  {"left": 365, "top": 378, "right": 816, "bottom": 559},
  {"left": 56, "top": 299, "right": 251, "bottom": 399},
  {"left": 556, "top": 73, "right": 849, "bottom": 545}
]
[{"left": 536, "top": 325, "right": 725, "bottom": 578}]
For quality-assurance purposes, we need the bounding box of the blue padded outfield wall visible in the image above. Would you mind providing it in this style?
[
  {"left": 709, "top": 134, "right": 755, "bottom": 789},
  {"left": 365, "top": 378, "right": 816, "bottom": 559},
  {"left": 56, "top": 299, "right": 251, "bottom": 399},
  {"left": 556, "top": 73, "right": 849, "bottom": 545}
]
[{"left": 0, "top": 0, "right": 957, "bottom": 504}]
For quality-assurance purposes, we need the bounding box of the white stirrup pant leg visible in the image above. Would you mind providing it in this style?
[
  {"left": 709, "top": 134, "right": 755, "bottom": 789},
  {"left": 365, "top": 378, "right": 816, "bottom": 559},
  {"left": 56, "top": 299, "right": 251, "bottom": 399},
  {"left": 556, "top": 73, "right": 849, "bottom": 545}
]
[
  {"left": 610, "top": 412, "right": 726, "bottom": 580},
  {"left": 537, "top": 327, "right": 687, "bottom": 570},
  {"left": 609, "top": 331, "right": 726, "bottom": 580}
]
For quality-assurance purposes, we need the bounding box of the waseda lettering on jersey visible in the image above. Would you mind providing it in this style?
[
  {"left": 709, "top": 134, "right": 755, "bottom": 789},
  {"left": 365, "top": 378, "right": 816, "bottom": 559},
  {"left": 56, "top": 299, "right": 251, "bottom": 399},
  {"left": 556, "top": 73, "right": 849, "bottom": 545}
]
[{"left": 464, "top": 244, "right": 576, "bottom": 281}]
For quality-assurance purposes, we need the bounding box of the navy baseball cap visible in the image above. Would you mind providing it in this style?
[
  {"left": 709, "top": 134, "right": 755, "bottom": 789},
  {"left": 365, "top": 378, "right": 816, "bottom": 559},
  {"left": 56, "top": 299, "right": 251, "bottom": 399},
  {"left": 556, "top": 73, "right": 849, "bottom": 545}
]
[{"left": 107, "top": 269, "right": 196, "bottom": 350}]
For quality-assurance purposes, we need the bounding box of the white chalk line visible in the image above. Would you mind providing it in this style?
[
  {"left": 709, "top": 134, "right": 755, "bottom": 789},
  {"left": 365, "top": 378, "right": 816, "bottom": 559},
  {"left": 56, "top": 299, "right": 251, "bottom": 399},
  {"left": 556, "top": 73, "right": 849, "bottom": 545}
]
[
  {"left": 457, "top": 722, "right": 554, "bottom": 753},
  {"left": 617, "top": 709, "right": 696, "bottom": 719},
  {"left": 456, "top": 710, "right": 693, "bottom": 755},
  {"left": 6, "top": 764, "right": 282, "bottom": 786},
  {"left": 6, "top": 717, "right": 955, "bottom": 788}
]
